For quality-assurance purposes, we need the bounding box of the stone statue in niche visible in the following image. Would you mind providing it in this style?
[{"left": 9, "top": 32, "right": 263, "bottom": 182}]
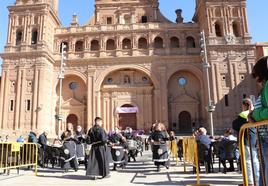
[
  {"left": 175, "top": 9, "right": 184, "bottom": 23},
  {"left": 124, "top": 75, "right": 131, "bottom": 84}
]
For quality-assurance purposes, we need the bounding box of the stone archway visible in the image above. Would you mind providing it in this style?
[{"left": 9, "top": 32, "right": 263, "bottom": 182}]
[
  {"left": 100, "top": 68, "right": 155, "bottom": 132},
  {"left": 55, "top": 74, "right": 87, "bottom": 134},
  {"left": 66, "top": 114, "right": 78, "bottom": 129},
  {"left": 167, "top": 70, "right": 203, "bottom": 133}
]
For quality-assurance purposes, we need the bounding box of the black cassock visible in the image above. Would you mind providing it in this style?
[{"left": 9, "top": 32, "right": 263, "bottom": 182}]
[
  {"left": 86, "top": 125, "right": 110, "bottom": 178},
  {"left": 149, "top": 131, "right": 170, "bottom": 167}
]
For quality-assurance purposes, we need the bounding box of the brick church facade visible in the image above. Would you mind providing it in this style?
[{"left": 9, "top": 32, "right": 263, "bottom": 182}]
[{"left": 0, "top": 0, "right": 257, "bottom": 137}]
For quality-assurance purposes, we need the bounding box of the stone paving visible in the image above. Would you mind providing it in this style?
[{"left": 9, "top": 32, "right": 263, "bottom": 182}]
[{"left": 0, "top": 151, "right": 243, "bottom": 186}]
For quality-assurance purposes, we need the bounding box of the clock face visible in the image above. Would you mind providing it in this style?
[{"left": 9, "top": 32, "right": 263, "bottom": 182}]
[
  {"left": 225, "top": 34, "right": 234, "bottom": 43},
  {"left": 178, "top": 77, "right": 187, "bottom": 87}
]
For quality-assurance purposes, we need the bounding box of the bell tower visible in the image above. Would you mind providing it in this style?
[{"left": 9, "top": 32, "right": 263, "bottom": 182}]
[
  {"left": 193, "top": 0, "right": 256, "bottom": 133},
  {"left": 0, "top": 0, "right": 61, "bottom": 135},
  {"left": 6, "top": 0, "right": 60, "bottom": 51}
]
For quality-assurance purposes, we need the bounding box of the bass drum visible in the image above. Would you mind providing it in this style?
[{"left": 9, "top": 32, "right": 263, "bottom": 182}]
[
  {"left": 111, "top": 146, "right": 125, "bottom": 164},
  {"left": 152, "top": 144, "right": 169, "bottom": 163}
]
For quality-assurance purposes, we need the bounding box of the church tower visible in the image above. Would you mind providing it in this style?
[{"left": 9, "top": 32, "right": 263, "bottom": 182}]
[
  {"left": 0, "top": 0, "right": 61, "bottom": 134},
  {"left": 194, "top": 0, "right": 257, "bottom": 132}
]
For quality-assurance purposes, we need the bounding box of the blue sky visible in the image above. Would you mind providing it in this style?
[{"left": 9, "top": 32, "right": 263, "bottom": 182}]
[{"left": 0, "top": 0, "right": 268, "bottom": 67}]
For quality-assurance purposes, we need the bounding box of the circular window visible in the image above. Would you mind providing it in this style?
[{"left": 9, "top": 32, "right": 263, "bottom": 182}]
[
  {"left": 107, "top": 78, "right": 113, "bottom": 84},
  {"left": 69, "top": 82, "right": 78, "bottom": 90},
  {"left": 178, "top": 77, "right": 187, "bottom": 87},
  {"left": 142, "top": 76, "right": 148, "bottom": 82}
]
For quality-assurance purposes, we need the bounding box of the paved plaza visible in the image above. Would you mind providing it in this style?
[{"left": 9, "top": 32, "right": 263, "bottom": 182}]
[{"left": 0, "top": 151, "right": 242, "bottom": 186}]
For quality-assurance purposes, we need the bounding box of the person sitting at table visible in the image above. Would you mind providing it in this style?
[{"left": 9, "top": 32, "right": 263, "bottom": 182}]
[
  {"left": 219, "top": 128, "right": 239, "bottom": 173},
  {"left": 196, "top": 127, "right": 212, "bottom": 173}
]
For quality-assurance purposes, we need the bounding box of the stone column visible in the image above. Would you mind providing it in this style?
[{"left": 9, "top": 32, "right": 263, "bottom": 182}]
[
  {"left": 31, "top": 67, "right": 39, "bottom": 130},
  {"left": 2, "top": 70, "right": 10, "bottom": 129},
  {"left": 159, "top": 67, "right": 168, "bottom": 124},
  {"left": 19, "top": 69, "right": 26, "bottom": 129},
  {"left": 106, "top": 96, "right": 110, "bottom": 132},
  {"left": 0, "top": 70, "right": 7, "bottom": 129},
  {"left": 14, "top": 69, "right": 22, "bottom": 130},
  {"left": 110, "top": 94, "right": 115, "bottom": 130},
  {"left": 87, "top": 69, "right": 95, "bottom": 129},
  {"left": 153, "top": 89, "right": 160, "bottom": 122},
  {"left": 96, "top": 91, "right": 101, "bottom": 117}
]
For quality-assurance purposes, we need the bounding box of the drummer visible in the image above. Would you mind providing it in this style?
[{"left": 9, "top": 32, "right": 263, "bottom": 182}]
[
  {"left": 149, "top": 123, "right": 170, "bottom": 172},
  {"left": 123, "top": 127, "right": 133, "bottom": 140},
  {"left": 109, "top": 126, "right": 128, "bottom": 170},
  {"left": 123, "top": 127, "right": 137, "bottom": 162}
]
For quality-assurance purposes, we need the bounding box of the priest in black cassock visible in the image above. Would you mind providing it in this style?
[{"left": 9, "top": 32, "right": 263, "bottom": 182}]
[{"left": 86, "top": 117, "right": 110, "bottom": 179}]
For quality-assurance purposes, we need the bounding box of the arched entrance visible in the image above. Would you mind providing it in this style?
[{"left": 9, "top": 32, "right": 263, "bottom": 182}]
[
  {"left": 118, "top": 104, "right": 137, "bottom": 130},
  {"left": 100, "top": 68, "right": 154, "bottom": 131},
  {"left": 55, "top": 74, "right": 87, "bottom": 134},
  {"left": 178, "top": 111, "right": 192, "bottom": 133},
  {"left": 66, "top": 114, "right": 78, "bottom": 129},
  {"left": 167, "top": 70, "right": 202, "bottom": 133}
]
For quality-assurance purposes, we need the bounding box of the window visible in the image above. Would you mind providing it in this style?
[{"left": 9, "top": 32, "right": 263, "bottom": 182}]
[
  {"left": 107, "top": 78, "right": 113, "bottom": 84},
  {"left": 26, "top": 100, "right": 31, "bottom": 111},
  {"left": 186, "top": 36, "right": 196, "bottom": 48},
  {"left": 141, "top": 16, "right": 148, "bottom": 23},
  {"left": 31, "top": 29, "right": 38, "bottom": 44},
  {"left": 106, "top": 39, "right": 116, "bottom": 50},
  {"left": 75, "top": 41, "right": 84, "bottom": 52},
  {"left": 170, "top": 37, "right": 180, "bottom": 48},
  {"left": 178, "top": 77, "right": 187, "bottom": 87},
  {"left": 69, "top": 82, "right": 78, "bottom": 90},
  {"left": 225, "top": 95, "right": 229, "bottom": 107},
  {"left": 232, "top": 22, "right": 241, "bottom": 37},
  {"left": 142, "top": 76, "right": 148, "bottom": 83},
  {"left": 107, "top": 17, "right": 112, "bottom": 25},
  {"left": 122, "top": 38, "right": 131, "bottom": 49},
  {"left": 16, "top": 30, "right": 23, "bottom": 46},
  {"left": 138, "top": 37, "right": 148, "bottom": 49},
  {"left": 10, "top": 100, "right": 14, "bottom": 111},
  {"left": 90, "top": 40, "right": 100, "bottom": 51},
  {"left": 60, "top": 42, "right": 68, "bottom": 53},
  {"left": 154, "top": 37, "right": 164, "bottom": 49},
  {"left": 215, "top": 22, "right": 223, "bottom": 37}
]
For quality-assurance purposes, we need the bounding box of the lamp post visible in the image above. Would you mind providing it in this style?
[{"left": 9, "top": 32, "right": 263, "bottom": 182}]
[
  {"left": 57, "top": 43, "right": 66, "bottom": 138},
  {"left": 200, "top": 30, "right": 216, "bottom": 136}
]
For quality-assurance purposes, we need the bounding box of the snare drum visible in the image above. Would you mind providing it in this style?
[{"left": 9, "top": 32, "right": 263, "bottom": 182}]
[{"left": 111, "top": 146, "right": 124, "bottom": 163}]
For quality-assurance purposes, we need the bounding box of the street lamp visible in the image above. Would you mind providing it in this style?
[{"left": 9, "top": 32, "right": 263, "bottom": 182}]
[
  {"left": 200, "top": 30, "right": 216, "bottom": 136},
  {"left": 57, "top": 43, "right": 66, "bottom": 138}
]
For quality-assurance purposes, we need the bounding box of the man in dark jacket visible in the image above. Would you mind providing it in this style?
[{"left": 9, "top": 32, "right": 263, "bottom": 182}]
[
  {"left": 38, "top": 130, "right": 48, "bottom": 167},
  {"left": 196, "top": 127, "right": 211, "bottom": 149}
]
